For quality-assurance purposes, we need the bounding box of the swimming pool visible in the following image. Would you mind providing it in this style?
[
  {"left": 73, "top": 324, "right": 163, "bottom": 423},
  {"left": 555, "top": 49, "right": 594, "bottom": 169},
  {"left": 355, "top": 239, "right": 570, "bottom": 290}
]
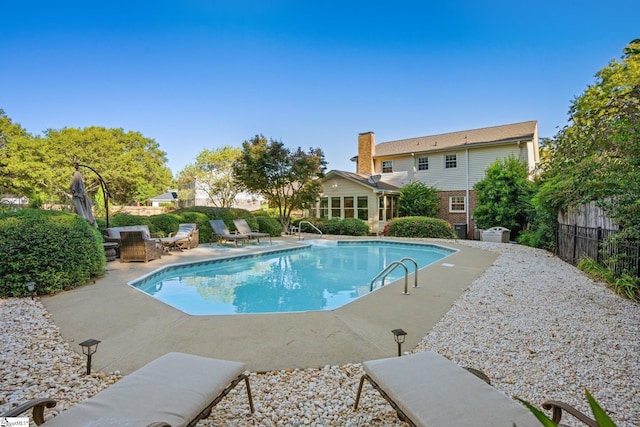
[{"left": 129, "top": 240, "right": 456, "bottom": 315}]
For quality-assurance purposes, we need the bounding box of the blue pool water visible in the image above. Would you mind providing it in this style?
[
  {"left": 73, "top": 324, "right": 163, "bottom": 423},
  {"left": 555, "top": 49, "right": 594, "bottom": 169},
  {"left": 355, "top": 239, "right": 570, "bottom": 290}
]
[{"left": 130, "top": 240, "right": 455, "bottom": 315}]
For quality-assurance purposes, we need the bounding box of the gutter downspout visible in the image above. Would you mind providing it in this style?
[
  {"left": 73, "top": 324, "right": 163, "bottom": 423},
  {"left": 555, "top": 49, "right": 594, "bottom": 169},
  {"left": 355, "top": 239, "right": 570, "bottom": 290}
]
[{"left": 465, "top": 149, "right": 470, "bottom": 234}]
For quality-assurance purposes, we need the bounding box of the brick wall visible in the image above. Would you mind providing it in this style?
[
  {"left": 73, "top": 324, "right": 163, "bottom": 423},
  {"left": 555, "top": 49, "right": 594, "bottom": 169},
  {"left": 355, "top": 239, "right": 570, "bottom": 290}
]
[
  {"left": 436, "top": 190, "right": 478, "bottom": 239},
  {"left": 357, "top": 132, "right": 375, "bottom": 175}
]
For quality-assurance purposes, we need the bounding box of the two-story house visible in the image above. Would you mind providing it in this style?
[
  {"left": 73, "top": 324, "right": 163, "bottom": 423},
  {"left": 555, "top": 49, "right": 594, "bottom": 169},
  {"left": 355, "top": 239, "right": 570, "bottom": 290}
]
[{"left": 309, "top": 121, "right": 539, "bottom": 237}]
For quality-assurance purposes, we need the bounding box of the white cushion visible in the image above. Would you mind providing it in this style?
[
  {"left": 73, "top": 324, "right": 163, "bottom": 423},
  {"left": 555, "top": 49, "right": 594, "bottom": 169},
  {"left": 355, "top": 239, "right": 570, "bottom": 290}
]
[
  {"left": 363, "top": 351, "right": 539, "bottom": 427},
  {"left": 43, "top": 352, "right": 246, "bottom": 427}
]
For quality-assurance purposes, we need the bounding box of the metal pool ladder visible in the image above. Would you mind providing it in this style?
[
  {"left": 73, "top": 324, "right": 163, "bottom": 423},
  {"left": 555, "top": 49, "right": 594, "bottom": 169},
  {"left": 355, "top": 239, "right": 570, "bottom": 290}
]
[
  {"left": 296, "top": 221, "right": 323, "bottom": 240},
  {"left": 369, "top": 257, "right": 418, "bottom": 295}
]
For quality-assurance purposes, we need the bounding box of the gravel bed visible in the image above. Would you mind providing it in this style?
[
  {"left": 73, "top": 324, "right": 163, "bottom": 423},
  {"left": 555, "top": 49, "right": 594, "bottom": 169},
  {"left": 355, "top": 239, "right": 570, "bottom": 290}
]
[{"left": 1, "top": 241, "right": 638, "bottom": 426}]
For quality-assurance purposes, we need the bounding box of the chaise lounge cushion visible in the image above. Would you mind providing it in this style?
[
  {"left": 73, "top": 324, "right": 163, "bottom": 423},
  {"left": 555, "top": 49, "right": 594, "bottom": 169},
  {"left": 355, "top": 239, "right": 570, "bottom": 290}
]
[
  {"left": 361, "top": 351, "right": 539, "bottom": 427},
  {"left": 41, "top": 352, "right": 247, "bottom": 427}
]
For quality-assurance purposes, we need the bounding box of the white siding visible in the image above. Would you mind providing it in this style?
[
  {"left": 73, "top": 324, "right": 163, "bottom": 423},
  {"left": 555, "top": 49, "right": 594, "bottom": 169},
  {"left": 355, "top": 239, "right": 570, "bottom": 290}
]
[
  {"left": 376, "top": 142, "right": 532, "bottom": 191},
  {"left": 467, "top": 145, "right": 524, "bottom": 186}
]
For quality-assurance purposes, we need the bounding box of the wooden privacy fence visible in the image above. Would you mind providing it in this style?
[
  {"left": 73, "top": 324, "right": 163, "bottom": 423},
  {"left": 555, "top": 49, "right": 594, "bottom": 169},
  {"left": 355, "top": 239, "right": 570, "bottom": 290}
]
[{"left": 556, "top": 223, "right": 640, "bottom": 277}]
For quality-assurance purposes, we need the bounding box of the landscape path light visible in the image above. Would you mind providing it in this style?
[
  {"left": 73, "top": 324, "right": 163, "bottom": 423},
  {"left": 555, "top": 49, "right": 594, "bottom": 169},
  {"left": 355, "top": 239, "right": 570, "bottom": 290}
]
[
  {"left": 391, "top": 328, "right": 407, "bottom": 357},
  {"left": 79, "top": 339, "right": 101, "bottom": 375},
  {"left": 26, "top": 281, "right": 36, "bottom": 300}
]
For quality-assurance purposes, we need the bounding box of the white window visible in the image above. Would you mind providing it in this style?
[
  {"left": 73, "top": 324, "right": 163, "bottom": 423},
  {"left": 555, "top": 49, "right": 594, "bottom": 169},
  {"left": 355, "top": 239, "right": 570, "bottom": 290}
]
[
  {"left": 445, "top": 154, "right": 457, "bottom": 169},
  {"left": 382, "top": 161, "right": 393, "bottom": 173},
  {"left": 449, "top": 196, "right": 466, "bottom": 213},
  {"left": 417, "top": 156, "right": 429, "bottom": 171}
]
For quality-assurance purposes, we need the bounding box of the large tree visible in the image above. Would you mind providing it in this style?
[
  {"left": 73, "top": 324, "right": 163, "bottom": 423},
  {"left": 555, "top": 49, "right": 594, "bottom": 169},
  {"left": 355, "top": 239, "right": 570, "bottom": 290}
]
[
  {"left": 177, "top": 146, "right": 245, "bottom": 207},
  {"left": 540, "top": 39, "right": 640, "bottom": 239},
  {"left": 233, "top": 135, "right": 326, "bottom": 230},
  {"left": 0, "top": 116, "right": 173, "bottom": 206}
]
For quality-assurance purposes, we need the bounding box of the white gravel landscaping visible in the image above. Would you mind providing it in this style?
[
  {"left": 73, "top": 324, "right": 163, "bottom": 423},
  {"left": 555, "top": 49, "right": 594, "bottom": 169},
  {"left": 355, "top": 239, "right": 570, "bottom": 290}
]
[{"left": 1, "top": 241, "right": 638, "bottom": 426}]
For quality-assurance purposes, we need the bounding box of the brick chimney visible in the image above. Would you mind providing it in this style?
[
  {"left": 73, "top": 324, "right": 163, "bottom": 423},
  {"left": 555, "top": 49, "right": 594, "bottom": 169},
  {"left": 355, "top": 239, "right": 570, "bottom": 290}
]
[{"left": 357, "top": 132, "right": 375, "bottom": 175}]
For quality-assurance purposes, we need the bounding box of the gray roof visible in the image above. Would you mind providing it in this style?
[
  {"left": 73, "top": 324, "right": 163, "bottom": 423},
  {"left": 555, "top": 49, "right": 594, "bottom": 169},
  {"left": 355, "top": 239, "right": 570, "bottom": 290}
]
[
  {"left": 149, "top": 190, "right": 178, "bottom": 202},
  {"left": 324, "top": 170, "right": 399, "bottom": 192},
  {"left": 374, "top": 121, "right": 537, "bottom": 157}
]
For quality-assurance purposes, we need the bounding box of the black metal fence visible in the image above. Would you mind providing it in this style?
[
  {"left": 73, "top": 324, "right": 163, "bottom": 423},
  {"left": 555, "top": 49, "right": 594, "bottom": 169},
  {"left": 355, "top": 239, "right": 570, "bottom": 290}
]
[{"left": 556, "top": 223, "right": 640, "bottom": 277}]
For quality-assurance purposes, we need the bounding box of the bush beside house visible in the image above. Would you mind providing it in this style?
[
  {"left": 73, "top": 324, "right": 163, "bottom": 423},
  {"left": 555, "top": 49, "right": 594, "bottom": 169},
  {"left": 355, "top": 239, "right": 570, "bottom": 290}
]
[{"left": 383, "top": 217, "right": 456, "bottom": 239}]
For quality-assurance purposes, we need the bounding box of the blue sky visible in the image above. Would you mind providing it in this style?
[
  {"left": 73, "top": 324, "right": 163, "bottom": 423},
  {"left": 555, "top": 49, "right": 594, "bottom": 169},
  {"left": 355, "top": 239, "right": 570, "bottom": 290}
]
[{"left": 2, "top": 1, "right": 638, "bottom": 175}]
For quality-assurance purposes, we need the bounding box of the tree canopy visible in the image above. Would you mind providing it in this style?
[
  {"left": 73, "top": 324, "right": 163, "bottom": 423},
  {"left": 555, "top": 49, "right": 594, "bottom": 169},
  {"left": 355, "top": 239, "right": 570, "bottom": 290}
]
[
  {"left": 233, "top": 135, "right": 326, "bottom": 229},
  {"left": 0, "top": 112, "right": 173, "bottom": 206},
  {"left": 177, "top": 146, "right": 245, "bottom": 207},
  {"left": 540, "top": 39, "right": 640, "bottom": 239}
]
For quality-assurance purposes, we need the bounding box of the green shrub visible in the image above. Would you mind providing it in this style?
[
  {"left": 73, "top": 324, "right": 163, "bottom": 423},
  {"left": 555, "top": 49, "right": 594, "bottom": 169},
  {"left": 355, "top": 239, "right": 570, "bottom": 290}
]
[
  {"left": 256, "top": 215, "right": 283, "bottom": 236},
  {"left": 384, "top": 217, "right": 456, "bottom": 238},
  {"left": 398, "top": 182, "right": 440, "bottom": 217},
  {"left": 323, "top": 218, "right": 370, "bottom": 236},
  {"left": 147, "top": 213, "right": 182, "bottom": 237},
  {"left": 105, "top": 214, "right": 154, "bottom": 232},
  {"left": 0, "top": 209, "right": 105, "bottom": 297},
  {"left": 578, "top": 257, "right": 639, "bottom": 301}
]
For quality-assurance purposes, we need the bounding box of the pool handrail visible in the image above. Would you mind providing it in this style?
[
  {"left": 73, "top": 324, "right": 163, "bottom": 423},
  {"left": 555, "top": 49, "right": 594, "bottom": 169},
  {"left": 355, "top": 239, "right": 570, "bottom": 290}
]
[
  {"left": 399, "top": 257, "right": 419, "bottom": 288},
  {"left": 370, "top": 260, "right": 410, "bottom": 295},
  {"left": 297, "top": 221, "right": 323, "bottom": 240}
]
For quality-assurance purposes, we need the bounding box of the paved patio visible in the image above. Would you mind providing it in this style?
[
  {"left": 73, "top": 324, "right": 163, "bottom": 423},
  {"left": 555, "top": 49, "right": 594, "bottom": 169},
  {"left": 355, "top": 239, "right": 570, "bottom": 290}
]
[{"left": 42, "top": 237, "right": 497, "bottom": 374}]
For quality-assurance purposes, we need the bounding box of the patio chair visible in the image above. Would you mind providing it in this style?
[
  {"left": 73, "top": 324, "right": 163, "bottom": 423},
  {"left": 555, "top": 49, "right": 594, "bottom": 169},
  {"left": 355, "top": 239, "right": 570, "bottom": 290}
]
[
  {"left": 119, "top": 230, "right": 163, "bottom": 263},
  {"left": 354, "top": 351, "right": 540, "bottom": 427},
  {"left": 233, "top": 219, "right": 271, "bottom": 244},
  {"left": 209, "top": 219, "right": 248, "bottom": 247},
  {"left": 2, "top": 352, "right": 254, "bottom": 426},
  {"left": 161, "top": 223, "right": 199, "bottom": 252}
]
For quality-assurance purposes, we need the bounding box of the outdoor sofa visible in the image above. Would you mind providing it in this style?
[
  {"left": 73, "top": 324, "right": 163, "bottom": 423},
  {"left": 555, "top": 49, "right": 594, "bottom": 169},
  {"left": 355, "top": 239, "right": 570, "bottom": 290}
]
[
  {"left": 104, "top": 225, "right": 163, "bottom": 262},
  {"left": 2, "top": 352, "right": 254, "bottom": 426}
]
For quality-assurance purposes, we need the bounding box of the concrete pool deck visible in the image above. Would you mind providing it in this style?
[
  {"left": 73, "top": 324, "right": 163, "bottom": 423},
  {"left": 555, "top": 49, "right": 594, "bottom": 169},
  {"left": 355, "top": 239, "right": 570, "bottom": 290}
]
[{"left": 42, "top": 237, "right": 497, "bottom": 374}]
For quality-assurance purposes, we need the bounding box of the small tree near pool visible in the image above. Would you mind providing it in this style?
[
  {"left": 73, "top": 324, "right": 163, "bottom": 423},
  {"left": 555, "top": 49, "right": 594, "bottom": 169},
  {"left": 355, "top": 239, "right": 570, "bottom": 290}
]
[
  {"left": 398, "top": 182, "right": 440, "bottom": 217},
  {"left": 473, "top": 156, "right": 534, "bottom": 237},
  {"left": 233, "top": 134, "right": 326, "bottom": 232}
]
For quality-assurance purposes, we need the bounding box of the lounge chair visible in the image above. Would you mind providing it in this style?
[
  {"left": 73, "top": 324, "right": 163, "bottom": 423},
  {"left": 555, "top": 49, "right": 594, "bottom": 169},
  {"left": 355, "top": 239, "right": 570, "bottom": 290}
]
[
  {"left": 119, "top": 230, "right": 163, "bottom": 263},
  {"left": 233, "top": 219, "right": 271, "bottom": 244},
  {"left": 209, "top": 219, "right": 248, "bottom": 247},
  {"left": 354, "top": 351, "right": 540, "bottom": 427},
  {"left": 2, "top": 352, "right": 254, "bottom": 426},
  {"left": 161, "top": 223, "right": 199, "bottom": 251}
]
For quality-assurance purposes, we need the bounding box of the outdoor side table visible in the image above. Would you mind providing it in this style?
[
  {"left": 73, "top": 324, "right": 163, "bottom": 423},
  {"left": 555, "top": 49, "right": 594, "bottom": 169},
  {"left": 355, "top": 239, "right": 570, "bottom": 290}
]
[{"left": 102, "top": 242, "right": 118, "bottom": 262}]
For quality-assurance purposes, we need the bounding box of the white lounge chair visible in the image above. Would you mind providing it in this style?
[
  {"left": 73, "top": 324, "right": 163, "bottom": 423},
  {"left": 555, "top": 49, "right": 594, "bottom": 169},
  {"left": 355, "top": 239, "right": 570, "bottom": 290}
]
[
  {"left": 354, "top": 351, "right": 540, "bottom": 427},
  {"left": 3, "top": 352, "right": 254, "bottom": 426}
]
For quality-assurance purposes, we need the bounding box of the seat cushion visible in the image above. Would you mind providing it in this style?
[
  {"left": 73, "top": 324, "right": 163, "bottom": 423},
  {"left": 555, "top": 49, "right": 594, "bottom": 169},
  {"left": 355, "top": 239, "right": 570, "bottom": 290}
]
[
  {"left": 43, "top": 352, "right": 246, "bottom": 427},
  {"left": 105, "top": 226, "right": 152, "bottom": 240},
  {"left": 363, "top": 351, "right": 539, "bottom": 427}
]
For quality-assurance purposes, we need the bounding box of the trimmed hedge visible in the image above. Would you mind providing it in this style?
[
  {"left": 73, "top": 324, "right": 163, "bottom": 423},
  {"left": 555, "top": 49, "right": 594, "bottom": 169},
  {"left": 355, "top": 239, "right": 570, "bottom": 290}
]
[
  {"left": 323, "top": 218, "right": 370, "bottom": 236},
  {"left": 255, "top": 215, "right": 283, "bottom": 236},
  {"left": 0, "top": 209, "right": 105, "bottom": 297},
  {"left": 383, "top": 216, "right": 456, "bottom": 238},
  {"left": 292, "top": 217, "right": 370, "bottom": 236}
]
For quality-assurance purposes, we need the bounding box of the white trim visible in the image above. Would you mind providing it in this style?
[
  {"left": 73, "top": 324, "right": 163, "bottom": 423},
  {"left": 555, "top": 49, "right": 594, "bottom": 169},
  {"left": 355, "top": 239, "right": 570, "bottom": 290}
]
[{"left": 449, "top": 195, "right": 466, "bottom": 213}]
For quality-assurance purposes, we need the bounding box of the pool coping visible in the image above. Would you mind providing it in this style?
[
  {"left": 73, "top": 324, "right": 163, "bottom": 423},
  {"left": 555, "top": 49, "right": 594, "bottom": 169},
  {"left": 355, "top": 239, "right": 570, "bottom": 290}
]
[{"left": 41, "top": 237, "right": 497, "bottom": 374}]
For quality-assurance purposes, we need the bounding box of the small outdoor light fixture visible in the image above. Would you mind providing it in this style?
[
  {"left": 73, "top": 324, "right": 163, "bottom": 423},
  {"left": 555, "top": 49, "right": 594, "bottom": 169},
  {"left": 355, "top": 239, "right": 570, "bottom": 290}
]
[
  {"left": 392, "top": 328, "right": 408, "bottom": 357},
  {"left": 26, "top": 281, "right": 36, "bottom": 300},
  {"left": 79, "top": 338, "right": 101, "bottom": 375}
]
